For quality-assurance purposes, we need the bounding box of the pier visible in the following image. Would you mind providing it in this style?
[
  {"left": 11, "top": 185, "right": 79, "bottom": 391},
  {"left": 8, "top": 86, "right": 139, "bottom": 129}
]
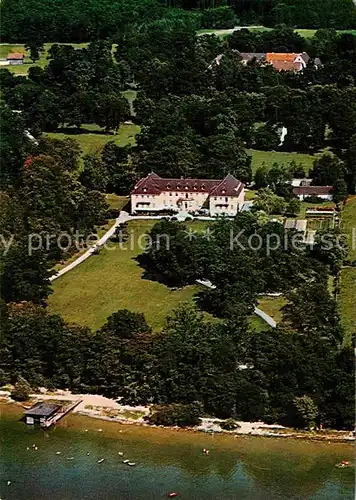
[{"left": 40, "top": 399, "right": 82, "bottom": 428}]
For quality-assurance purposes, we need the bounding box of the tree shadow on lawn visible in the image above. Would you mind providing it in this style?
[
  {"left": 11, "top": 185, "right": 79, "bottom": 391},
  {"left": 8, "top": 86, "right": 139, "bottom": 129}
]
[
  {"left": 134, "top": 254, "right": 185, "bottom": 290},
  {"left": 54, "top": 126, "right": 111, "bottom": 136}
]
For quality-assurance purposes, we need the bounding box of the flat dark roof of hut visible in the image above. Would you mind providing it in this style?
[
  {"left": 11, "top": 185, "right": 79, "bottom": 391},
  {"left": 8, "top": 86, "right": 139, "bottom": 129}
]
[{"left": 25, "top": 402, "right": 60, "bottom": 417}]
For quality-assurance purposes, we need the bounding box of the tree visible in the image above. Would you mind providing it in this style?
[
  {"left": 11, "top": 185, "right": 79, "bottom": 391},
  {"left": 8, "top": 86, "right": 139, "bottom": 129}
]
[
  {"left": 146, "top": 402, "right": 203, "bottom": 427},
  {"left": 0, "top": 239, "right": 52, "bottom": 304},
  {"left": 99, "top": 309, "right": 151, "bottom": 341},
  {"left": 11, "top": 376, "right": 32, "bottom": 401},
  {"left": 310, "top": 153, "right": 345, "bottom": 186},
  {"left": 312, "top": 229, "right": 349, "bottom": 274},
  {"left": 253, "top": 188, "right": 286, "bottom": 215},
  {"left": 79, "top": 154, "right": 109, "bottom": 192},
  {"left": 344, "top": 133, "right": 356, "bottom": 194},
  {"left": 332, "top": 178, "right": 348, "bottom": 204},
  {"left": 95, "top": 93, "right": 130, "bottom": 132},
  {"left": 0, "top": 103, "right": 32, "bottom": 188},
  {"left": 292, "top": 396, "right": 318, "bottom": 429},
  {"left": 285, "top": 198, "right": 301, "bottom": 216},
  {"left": 25, "top": 41, "right": 44, "bottom": 63},
  {"left": 254, "top": 164, "right": 269, "bottom": 189}
]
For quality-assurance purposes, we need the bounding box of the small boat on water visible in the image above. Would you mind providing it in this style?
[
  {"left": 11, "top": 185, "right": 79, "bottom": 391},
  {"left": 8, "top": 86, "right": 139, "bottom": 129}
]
[
  {"left": 122, "top": 459, "right": 130, "bottom": 464},
  {"left": 97, "top": 458, "right": 105, "bottom": 464},
  {"left": 118, "top": 452, "right": 124, "bottom": 456},
  {"left": 67, "top": 457, "right": 74, "bottom": 460},
  {"left": 168, "top": 493, "right": 179, "bottom": 498},
  {"left": 127, "top": 462, "right": 136, "bottom": 466},
  {"left": 335, "top": 461, "right": 352, "bottom": 468},
  {"left": 56, "top": 452, "right": 61, "bottom": 455}
]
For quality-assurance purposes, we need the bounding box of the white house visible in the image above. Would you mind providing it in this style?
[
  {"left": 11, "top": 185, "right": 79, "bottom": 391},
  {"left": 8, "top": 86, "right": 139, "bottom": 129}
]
[{"left": 131, "top": 173, "right": 245, "bottom": 217}]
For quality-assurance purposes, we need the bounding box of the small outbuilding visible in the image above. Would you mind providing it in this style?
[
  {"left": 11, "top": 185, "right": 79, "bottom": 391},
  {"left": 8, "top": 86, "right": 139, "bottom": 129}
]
[
  {"left": 293, "top": 185, "right": 333, "bottom": 201},
  {"left": 25, "top": 402, "right": 61, "bottom": 425},
  {"left": 7, "top": 52, "right": 25, "bottom": 65}
]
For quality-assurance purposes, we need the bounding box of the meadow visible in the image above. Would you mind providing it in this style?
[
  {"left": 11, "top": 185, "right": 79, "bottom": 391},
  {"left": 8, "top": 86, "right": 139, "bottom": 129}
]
[
  {"left": 48, "top": 220, "right": 203, "bottom": 331},
  {"left": 339, "top": 197, "right": 356, "bottom": 345},
  {"left": 45, "top": 122, "right": 140, "bottom": 156},
  {"left": 246, "top": 148, "right": 316, "bottom": 174}
]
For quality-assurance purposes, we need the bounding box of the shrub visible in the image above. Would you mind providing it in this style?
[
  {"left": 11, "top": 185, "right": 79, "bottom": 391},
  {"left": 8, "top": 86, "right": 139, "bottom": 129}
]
[
  {"left": 11, "top": 376, "right": 32, "bottom": 401},
  {"left": 145, "top": 402, "right": 203, "bottom": 427},
  {"left": 303, "top": 195, "right": 327, "bottom": 203},
  {"left": 220, "top": 418, "right": 241, "bottom": 431}
]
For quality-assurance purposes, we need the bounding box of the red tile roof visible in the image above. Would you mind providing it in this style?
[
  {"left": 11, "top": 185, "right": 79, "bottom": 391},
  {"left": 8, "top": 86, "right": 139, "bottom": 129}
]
[
  {"left": 210, "top": 173, "right": 244, "bottom": 197},
  {"left": 270, "top": 60, "right": 301, "bottom": 71},
  {"left": 293, "top": 186, "right": 333, "bottom": 196},
  {"left": 266, "top": 53, "right": 298, "bottom": 63},
  {"left": 7, "top": 52, "right": 25, "bottom": 60},
  {"left": 265, "top": 52, "right": 308, "bottom": 72},
  {"left": 131, "top": 173, "right": 243, "bottom": 196}
]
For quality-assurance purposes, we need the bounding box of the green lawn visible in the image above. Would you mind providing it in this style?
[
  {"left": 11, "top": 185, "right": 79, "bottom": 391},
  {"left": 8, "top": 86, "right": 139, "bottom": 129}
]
[
  {"left": 45, "top": 123, "right": 140, "bottom": 156},
  {"left": 48, "top": 220, "right": 202, "bottom": 331},
  {"left": 105, "top": 194, "right": 130, "bottom": 211},
  {"left": 339, "top": 268, "right": 356, "bottom": 346},
  {"left": 258, "top": 296, "right": 287, "bottom": 323},
  {"left": 339, "top": 197, "right": 356, "bottom": 345},
  {"left": 342, "top": 197, "right": 356, "bottom": 260},
  {"left": 247, "top": 149, "right": 316, "bottom": 174},
  {"left": 198, "top": 27, "right": 356, "bottom": 39}
]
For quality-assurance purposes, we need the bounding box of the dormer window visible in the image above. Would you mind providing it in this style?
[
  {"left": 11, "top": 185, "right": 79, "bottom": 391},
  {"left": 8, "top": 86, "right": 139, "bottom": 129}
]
[
  {"left": 177, "top": 185, "right": 180, "bottom": 190},
  {"left": 201, "top": 184, "right": 205, "bottom": 190},
  {"left": 185, "top": 186, "right": 188, "bottom": 190},
  {"left": 143, "top": 188, "right": 147, "bottom": 192},
  {"left": 222, "top": 189, "right": 226, "bottom": 194}
]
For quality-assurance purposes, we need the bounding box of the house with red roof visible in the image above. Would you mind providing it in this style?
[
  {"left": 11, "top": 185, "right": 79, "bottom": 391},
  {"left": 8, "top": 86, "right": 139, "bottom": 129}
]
[
  {"left": 212, "top": 51, "right": 320, "bottom": 72},
  {"left": 265, "top": 52, "right": 310, "bottom": 72},
  {"left": 131, "top": 173, "right": 245, "bottom": 216},
  {"left": 7, "top": 52, "right": 25, "bottom": 65}
]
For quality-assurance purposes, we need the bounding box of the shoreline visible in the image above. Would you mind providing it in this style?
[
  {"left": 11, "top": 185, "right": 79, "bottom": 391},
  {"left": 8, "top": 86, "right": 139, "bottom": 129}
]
[{"left": 1, "top": 389, "right": 354, "bottom": 443}]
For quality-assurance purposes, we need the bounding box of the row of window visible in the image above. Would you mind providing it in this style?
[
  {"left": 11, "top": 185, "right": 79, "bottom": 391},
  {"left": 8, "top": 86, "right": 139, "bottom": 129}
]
[{"left": 136, "top": 194, "right": 232, "bottom": 201}]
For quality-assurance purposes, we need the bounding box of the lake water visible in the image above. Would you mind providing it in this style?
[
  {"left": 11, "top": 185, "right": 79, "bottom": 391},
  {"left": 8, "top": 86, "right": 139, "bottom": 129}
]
[{"left": 0, "top": 404, "right": 354, "bottom": 499}]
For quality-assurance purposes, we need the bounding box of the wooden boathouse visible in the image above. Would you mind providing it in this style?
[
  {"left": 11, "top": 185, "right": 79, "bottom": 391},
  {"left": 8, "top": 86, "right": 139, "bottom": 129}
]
[{"left": 25, "top": 403, "right": 61, "bottom": 425}]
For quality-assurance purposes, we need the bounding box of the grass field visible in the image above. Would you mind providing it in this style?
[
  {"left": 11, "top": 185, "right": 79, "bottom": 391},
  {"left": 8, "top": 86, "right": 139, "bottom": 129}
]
[
  {"left": 197, "top": 27, "right": 356, "bottom": 39},
  {"left": 48, "top": 220, "right": 200, "bottom": 330},
  {"left": 339, "top": 268, "right": 356, "bottom": 346},
  {"left": 339, "top": 197, "right": 356, "bottom": 345},
  {"left": 258, "top": 296, "right": 287, "bottom": 323},
  {"left": 105, "top": 194, "right": 130, "bottom": 211},
  {"left": 247, "top": 149, "right": 316, "bottom": 174},
  {"left": 45, "top": 123, "right": 140, "bottom": 156},
  {"left": 342, "top": 196, "right": 356, "bottom": 260}
]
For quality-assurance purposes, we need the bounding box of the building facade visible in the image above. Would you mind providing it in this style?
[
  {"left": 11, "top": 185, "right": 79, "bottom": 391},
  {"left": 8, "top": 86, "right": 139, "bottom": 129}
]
[
  {"left": 293, "top": 185, "right": 333, "bottom": 201},
  {"left": 131, "top": 173, "right": 244, "bottom": 216}
]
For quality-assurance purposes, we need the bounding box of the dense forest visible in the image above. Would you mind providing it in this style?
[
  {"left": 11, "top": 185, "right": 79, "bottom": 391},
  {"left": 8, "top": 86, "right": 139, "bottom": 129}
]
[
  {"left": 0, "top": 11, "right": 355, "bottom": 430},
  {"left": 1, "top": 0, "right": 355, "bottom": 43}
]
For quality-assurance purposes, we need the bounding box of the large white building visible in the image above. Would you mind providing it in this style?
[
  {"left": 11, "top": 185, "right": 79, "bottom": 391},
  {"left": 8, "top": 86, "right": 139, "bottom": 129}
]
[{"left": 131, "top": 172, "right": 245, "bottom": 217}]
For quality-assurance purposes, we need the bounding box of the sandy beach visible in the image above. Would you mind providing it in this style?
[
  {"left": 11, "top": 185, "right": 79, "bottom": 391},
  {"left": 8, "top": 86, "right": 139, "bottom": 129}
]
[{"left": 2, "top": 389, "right": 354, "bottom": 442}]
